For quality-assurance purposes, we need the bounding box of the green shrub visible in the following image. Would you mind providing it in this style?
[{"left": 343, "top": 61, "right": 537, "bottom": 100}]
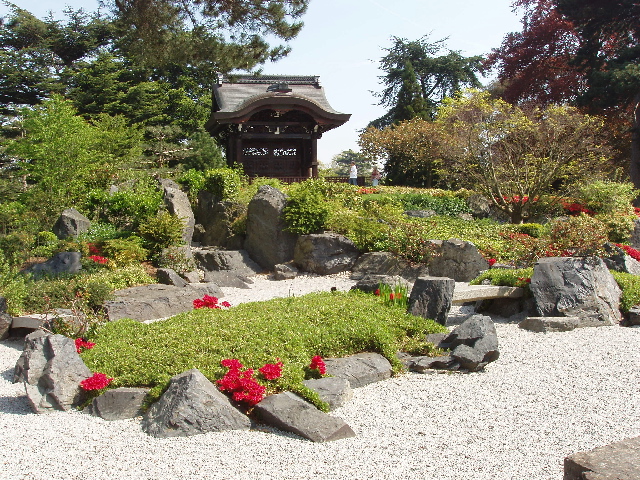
[
  {"left": 82, "top": 290, "right": 447, "bottom": 410},
  {"left": 546, "top": 214, "right": 608, "bottom": 258},
  {"left": 87, "top": 178, "right": 163, "bottom": 229},
  {"left": 176, "top": 169, "right": 206, "bottom": 205},
  {"left": 101, "top": 237, "right": 149, "bottom": 266},
  {"left": 513, "top": 223, "right": 548, "bottom": 238},
  {"left": 78, "top": 222, "right": 121, "bottom": 242},
  {"left": 0, "top": 232, "right": 33, "bottom": 267},
  {"left": 575, "top": 180, "right": 637, "bottom": 215},
  {"left": 470, "top": 267, "right": 534, "bottom": 289},
  {"left": 137, "top": 211, "right": 185, "bottom": 256},
  {"left": 395, "top": 193, "right": 471, "bottom": 216},
  {"left": 611, "top": 270, "right": 640, "bottom": 313},
  {"left": 31, "top": 231, "right": 60, "bottom": 258},
  {"left": 203, "top": 167, "right": 245, "bottom": 202},
  {"left": 595, "top": 213, "right": 636, "bottom": 243},
  {"left": 155, "top": 246, "right": 197, "bottom": 274},
  {"left": 282, "top": 181, "right": 331, "bottom": 235}
]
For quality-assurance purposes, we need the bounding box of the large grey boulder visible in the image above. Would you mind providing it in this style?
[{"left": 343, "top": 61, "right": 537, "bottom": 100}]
[
  {"left": 53, "top": 208, "right": 90, "bottom": 239},
  {"left": 87, "top": 387, "right": 149, "bottom": 421},
  {"left": 351, "top": 252, "right": 429, "bottom": 282},
  {"left": 530, "top": 257, "right": 621, "bottom": 325},
  {"left": 428, "top": 238, "right": 490, "bottom": 282},
  {"left": 302, "top": 377, "right": 353, "bottom": 410},
  {"left": 323, "top": 352, "right": 392, "bottom": 388},
  {"left": 273, "top": 262, "right": 298, "bottom": 280},
  {"left": 0, "top": 313, "right": 11, "bottom": 340},
  {"left": 192, "top": 248, "right": 262, "bottom": 275},
  {"left": 408, "top": 276, "right": 456, "bottom": 326},
  {"left": 142, "top": 369, "right": 250, "bottom": 438},
  {"left": 630, "top": 218, "right": 640, "bottom": 250},
  {"left": 24, "top": 251, "right": 82, "bottom": 278},
  {"left": 441, "top": 314, "right": 499, "bottom": 371},
  {"left": 564, "top": 435, "right": 640, "bottom": 480},
  {"left": 602, "top": 243, "right": 640, "bottom": 275},
  {"left": 105, "top": 283, "right": 224, "bottom": 322},
  {"left": 159, "top": 179, "right": 195, "bottom": 245},
  {"left": 244, "top": 185, "right": 298, "bottom": 270},
  {"left": 156, "top": 268, "right": 188, "bottom": 287},
  {"left": 202, "top": 271, "right": 253, "bottom": 288},
  {"left": 294, "top": 233, "right": 359, "bottom": 275},
  {"left": 195, "top": 194, "right": 246, "bottom": 248},
  {"left": 16, "top": 334, "right": 93, "bottom": 413},
  {"left": 253, "top": 392, "right": 355, "bottom": 442}
]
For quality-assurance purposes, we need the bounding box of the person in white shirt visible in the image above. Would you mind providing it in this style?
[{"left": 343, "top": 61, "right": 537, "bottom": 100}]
[{"left": 349, "top": 161, "right": 358, "bottom": 185}]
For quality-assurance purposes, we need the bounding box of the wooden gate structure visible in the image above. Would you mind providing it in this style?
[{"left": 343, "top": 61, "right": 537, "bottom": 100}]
[{"left": 205, "top": 75, "right": 351, "bottom": 180}]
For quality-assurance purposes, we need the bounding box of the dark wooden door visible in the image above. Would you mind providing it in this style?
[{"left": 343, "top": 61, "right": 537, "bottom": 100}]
[{"left": 241, "top": 140, "right": 303, "bottom": 177}]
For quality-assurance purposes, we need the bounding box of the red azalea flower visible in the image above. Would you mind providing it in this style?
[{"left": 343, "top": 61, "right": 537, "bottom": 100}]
[
  {"left": 75, "top": 338, "right": 96, "bottom": 354},
  {"left": 221, "top": 358, "right": 243, "bottom": 370},
  {"left": 488, "top": 258, "right": 497, "bottom": 266},
  {"left": 80, "top": 372, "right": 113, "bottom": 391},
  {"left": 374, "top": 289, "right": 380, "bottom": 296},
  {"left": 309, "top": 355, "right": 327, "bottom": 375},
  {"left": 87, "top": 243, "right": 102, "bottom": 255},
  {"left": 88, "top": 255, "right": 108, "bottom": 264},
  {"left": 259, "top": 361, "right": 283, "bottom": 380},
  {"left": 221, "top": 301, "right": 231, "bottom": 308},
  {"left": 193, "top": 298, "right": 205, "bottom": 309}
]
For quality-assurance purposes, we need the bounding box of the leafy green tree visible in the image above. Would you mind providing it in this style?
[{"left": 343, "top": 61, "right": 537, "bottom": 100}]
[
  {"left": 107, "top": 0, "right": 308, "bottom": 74},
  {"left": 329, "top": 150, "right": 374, "bottom": 177},
  {"left": 4, "top": 95, "right": 142, "bottom": 223},
  {"left": 372, "top": 36, "right": 483, "bottom": 128},
  {"left": 438, "top": 90, "right": 612, "bottom": 223},
  {"left": 0, "top": 6, "right": 113, "bottom": 112}
]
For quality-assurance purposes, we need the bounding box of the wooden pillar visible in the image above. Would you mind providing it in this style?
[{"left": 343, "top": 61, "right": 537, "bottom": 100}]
[{"left": 311, "top": 134, "right": 319, "bottom": 178}]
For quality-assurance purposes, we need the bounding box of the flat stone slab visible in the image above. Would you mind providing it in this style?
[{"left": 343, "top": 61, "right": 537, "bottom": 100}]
[
  {"left": 452, "top": 284, "right": 524, "bottom": 304},
  {"left": 10, "top": 316, "right": 45, "bottom": 330},
  {"left": 253, "top": 392, "right": 355, "bottom": 442},
  {"left": 564, "top": 436, "right": 640, "bottom": 480},
  {"left": 519, "top": 316, "right": 611, "bottom": 333},
  {"left": 323, "top": 352, "right": 392, "bottom": 388},
  {"left": 302, "top": 377, "right": 353, "bottom": 410}
]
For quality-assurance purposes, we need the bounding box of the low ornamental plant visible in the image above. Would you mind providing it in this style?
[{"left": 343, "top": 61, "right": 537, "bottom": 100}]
[
  {"left": 615, "top": 244, "right": 640, "bottom": 262},
  {"left": 217, "top": 358, "right": 283, "bottom": 406},
  {"left": 309, "top": 355, "right": 326, "bottom": 375},
  {"left": 88, "top": 255, "right": 109, "bottom": 265},
  {"left": 80, "top": 372, "right": 113, "bottom": 391},
  {"left": 375, "top": 283, "right": 408, "bottom": 308},
  {"left": 193, "top": 295, "right": 231, "bottom": 309},
  {"left": 75, "top": 337, "right": 96, "bottom": 354}
]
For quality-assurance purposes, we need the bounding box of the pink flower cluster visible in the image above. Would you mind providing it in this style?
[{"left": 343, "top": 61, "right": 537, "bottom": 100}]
[
  {"left": 193, "top": 295, "right": 231, "bottom": 309},
  {"left": 80, "top": 372, "right": 113, "bottom": 391},
  {"left": 309, "top": 355, "right": 326, "bottom": 375},
  {"left": 88, "top": 255, "right": 108, "bottom": 264},
  {"left": 217, "top": 358, "right": 282, "bottom": 406},
  {"left": 75, "top": 338, "right": 96, "bottom": 354}
]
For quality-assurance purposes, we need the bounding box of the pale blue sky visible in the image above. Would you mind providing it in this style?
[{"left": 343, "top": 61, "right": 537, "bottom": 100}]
[{"left": 1, "top": 0, "right": 523, "bottom": 166}]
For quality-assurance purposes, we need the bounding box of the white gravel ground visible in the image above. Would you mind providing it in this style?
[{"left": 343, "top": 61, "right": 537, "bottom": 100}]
[{"left": 1, "top": 273, "right": 639, "bottom": 480}]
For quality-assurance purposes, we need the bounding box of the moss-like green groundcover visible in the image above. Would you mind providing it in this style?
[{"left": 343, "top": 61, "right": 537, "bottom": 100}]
[{"left": 81, "top": 290, "right": 447, "bottom": 410}]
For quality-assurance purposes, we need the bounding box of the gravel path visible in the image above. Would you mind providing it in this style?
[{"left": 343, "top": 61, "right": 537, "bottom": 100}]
[{"left": 1, "top": 274, "right": 639, "bottom": 480}]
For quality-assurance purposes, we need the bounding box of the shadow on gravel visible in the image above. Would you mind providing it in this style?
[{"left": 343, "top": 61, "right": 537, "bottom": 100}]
[{"left": 0, "top": 394, "right": 32, "bottom": 415}]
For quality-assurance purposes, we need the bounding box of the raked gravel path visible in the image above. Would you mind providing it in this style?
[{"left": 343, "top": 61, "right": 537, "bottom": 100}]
[{"left": 1, "top": 273, "right": 639, "bottom": 480}]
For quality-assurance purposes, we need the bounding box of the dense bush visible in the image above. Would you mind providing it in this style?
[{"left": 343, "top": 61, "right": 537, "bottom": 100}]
[
  {"left": 282, "top": 180, "right": 332, "bottom": 235},
  {"left": 395, "top": 193, "right": 471, "bottom": 216},
  {"left": 611, "top": 270, "right": 640, "bottom": 313},
  {"left": 82, "top": 290, "right": 447, "bottom": 410},
  {"left": 203, "top": 167, "right": 245, "bottom": 202},
  {"left": 575, "top": 180, "right": 637, "bottom": 215},
  {"left": 137, "top": 211, "right": 185, "bottom": 256},
  {"left": 100, "top": 237, "right": 149, "bottom": 266},
  {"left": 470, "top": 267, "right": 534, "bottom": 289}
]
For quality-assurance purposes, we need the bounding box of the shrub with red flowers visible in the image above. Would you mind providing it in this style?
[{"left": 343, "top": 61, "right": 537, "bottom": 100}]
[
  {"left": 561, "top": 201, "right": 595, "bottom": 216},
  {"left": 487, "top": 258, "right": 497, "bottom": 266},
  {"left": 217, "top": 358, "right": 282, "bottom": 406},
  {"left": 80, "top": 372, "right": 113, "bottom": 391},
  {"left": 88, "top": 255, "right": 109, "bottom": 264},
  {"left": 309, "top": 355, "right": 326, "bottom": 375},
  {"left": 616, "top": 243, "right": 640, "bottom": 262},
  {"left": 75, "top": 338, "right": 96, "bottom": 354},
  {"left": 87, "top": 243, "right": 102, "bottom": 255},
  {"left": 193, "top": 295, "right": 231, "bottom": 309}
]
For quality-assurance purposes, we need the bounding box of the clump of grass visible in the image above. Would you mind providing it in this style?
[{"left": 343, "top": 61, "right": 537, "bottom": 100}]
[
  {"left": 81, "top": 290, "right": 447, "bottom": 411},
  {"left": 610, "top": 270, "right": 640, "bottom": 313}
]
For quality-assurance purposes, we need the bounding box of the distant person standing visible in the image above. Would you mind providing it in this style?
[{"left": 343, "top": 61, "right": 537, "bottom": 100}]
[
  {"left": 349, "top": 161, "right": 358, "bottom": 185},
  {"left": 371, "top": 166, "right": 381, "bottom": 186}
]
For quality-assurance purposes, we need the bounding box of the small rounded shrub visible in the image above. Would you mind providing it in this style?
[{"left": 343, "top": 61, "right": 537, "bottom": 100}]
[
  {"left": 137, "top": 211, "right": 185, "bottom": 256},
  {"left": 203, "top": 167, "right": 245, "bottom": 202}
]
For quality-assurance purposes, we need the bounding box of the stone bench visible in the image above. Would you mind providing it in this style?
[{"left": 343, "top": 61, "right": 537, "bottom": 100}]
[{"left": 452, "top": 284, "right": 524, "bottom": 305}]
